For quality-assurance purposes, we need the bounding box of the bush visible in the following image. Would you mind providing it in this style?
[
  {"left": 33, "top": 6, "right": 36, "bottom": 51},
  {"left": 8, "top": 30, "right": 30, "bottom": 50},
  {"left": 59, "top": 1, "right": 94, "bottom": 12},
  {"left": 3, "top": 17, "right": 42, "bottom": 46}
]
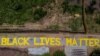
[
  {"left": 67, "top": 5, "right": 82, "bottom": 14},
  {"left": 0, "top": 19, "right": 4, "bottom": 25},
  {"left": 62, "top": 0, "right": 69, "bottom": 13},
  {"left": 85, "top": 0, "right": 96, "bottom": 14},
  {"left": 62, "top": 0, "right": 82, "bottom": 14},
  {"left": 0, "top": 0, "right": 35, "bottom": 25},
  {"left": 32, "top": 0, "right": 49, "bottom": 6},
  {"left": 0, "top": 0, "right": 48, "bottom": 25},
  {"left": 5, "top": 0, "right": 34, "bottom": 11},
  {"left": 47, "top": 24, "right": 60, "bottom": 30},
  {"left": 90, "top": 49, "right": 100, "bottom": 56},
  {"left": 42, "top": 53, "right": 50, "bottom": 56},
  {"left": 33, "top": 7, "right": 47, "bottom": 21},
  {"left": 95, "top": 16, "right": 100, "bottom": 25},
  {"left": 85, "top": 6, "right": 96, "bottom": 14},
  {"left": 69, "top": 18, "right": 82, "bottom": 31},
  {"left": 53, "top": 50, "right": 66, "bottom": 56}
]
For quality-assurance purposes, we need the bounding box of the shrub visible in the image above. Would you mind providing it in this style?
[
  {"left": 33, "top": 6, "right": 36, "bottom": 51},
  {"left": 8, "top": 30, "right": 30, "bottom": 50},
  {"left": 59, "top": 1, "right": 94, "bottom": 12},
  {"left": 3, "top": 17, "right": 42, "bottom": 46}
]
[
  {"left": 5, "top": 0, "right": 33, "bottom": 11},
  {"left": 62, "top": 0, "right": 69, "bottom": 13},
  {"left": 85, "top": 6, "right": 96, "bottom": 14},
  {"left": 90, "top": 49, "right": 100, "bottom": 56},
  {"left": 69, "top": 18, "right": 82, "bottom": 31},
  {"left": 47, "top": 24, "right": 60, "bottom": 30},
  {"left": 53, "top": 50, "right": 66, "bottom": 56},
  {"left": 0, "top": 0, "right": 49, "bottom": 25},
  {"left": 95, "top": 16, "right": 100, "bottom": 25},
  {"left": 32, "top": 0, "right": 49, "bottom": 6},
  {"left": 42, "top": 53, "right": 50, "bottom": 56},
  {"left": 33, "top": 7, "right": 47, "bottom": 21},
  {"left": 0, "top": 18, "right": 4, "bottom": 25},
  {"left": 12, "top": 3, "right": 23, "bottom": 11},
  {"left": 85, "top": 0, "right": 96, "bottom": 14},
  {"left": 62, "top": 0, "right": 82, "bottom": 14},
  {"left": 0, "top": 0, "right": 38, "bottom": 25},
  {"left": 63, "top": 5, "right": 82, "bottom": 14}
]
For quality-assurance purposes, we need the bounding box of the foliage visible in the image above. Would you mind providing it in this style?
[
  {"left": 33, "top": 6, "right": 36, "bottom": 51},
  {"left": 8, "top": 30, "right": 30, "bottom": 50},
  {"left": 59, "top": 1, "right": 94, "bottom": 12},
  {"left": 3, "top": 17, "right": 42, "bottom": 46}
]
[
  {"left": 62, "top": 0, "right": 69, "bottom": 13},
  {"left": 53, "top": 50, "right": 66, "bottom": 56},
  {"left": 68, "top": 5, "right": 82, "bottom": 14},
  {"left": 90, "top": 49, "right": 100, "bottom": 56},
  {"left": 85, "top": 15, "right": 100, "bottom": 33},
  {"left": 85, "top": 0, "right": 96, "bottom": 14},
  {"left": 33, "top": 7, "right": 47, "bottom": 21},
  {"left": 95, "top": 15, "right": 100, "bottom": 25},
  {"left": 0, "top": 0, "right": 48, "bottom": 25},
  {"left": 42, "top": 53, "right": 50, "bottom": 56},
  {"left": 48, "top": 24, "right": 60, "bottom": 30},
  {"left": 69, "top": 18, "right": 82, "bottom": 31},
  {"left": 32, "top": 0, "right": 49, "bottom": 6},
  {"left": 62, "top": 0, "right": 82, "bottom": 14}
]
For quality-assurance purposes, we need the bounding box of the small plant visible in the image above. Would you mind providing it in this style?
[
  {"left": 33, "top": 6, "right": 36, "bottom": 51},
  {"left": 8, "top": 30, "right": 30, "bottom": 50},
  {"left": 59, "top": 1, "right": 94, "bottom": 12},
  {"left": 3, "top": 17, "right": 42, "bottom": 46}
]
[
  {"left": 53, "top": 50, "right": 66, "bottom": 56},
  {"left": 90, "top": 49, "right": 100, "bottom": 56},
  {"left": 33, "top": 7, "right": 47, "bottom": 21}
]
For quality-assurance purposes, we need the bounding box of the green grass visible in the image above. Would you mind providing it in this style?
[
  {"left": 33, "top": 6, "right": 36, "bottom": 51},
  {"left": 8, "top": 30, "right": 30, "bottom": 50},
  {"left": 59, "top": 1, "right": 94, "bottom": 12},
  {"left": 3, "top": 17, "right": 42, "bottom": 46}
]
[{"left": 0, "top": 0, "right": 49, "bottom": 25}]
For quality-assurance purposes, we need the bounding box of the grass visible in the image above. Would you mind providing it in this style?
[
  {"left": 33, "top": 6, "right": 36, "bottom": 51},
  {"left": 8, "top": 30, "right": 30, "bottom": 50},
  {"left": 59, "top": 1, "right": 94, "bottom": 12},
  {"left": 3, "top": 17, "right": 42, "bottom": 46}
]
[{"left": 0, "top": 0, "right": 49, "bottom": 25}]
